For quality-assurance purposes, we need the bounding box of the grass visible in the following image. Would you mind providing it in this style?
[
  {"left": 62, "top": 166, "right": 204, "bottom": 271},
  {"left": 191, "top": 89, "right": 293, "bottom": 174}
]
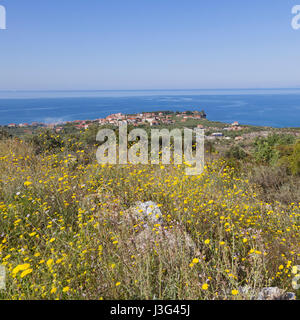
[{"left": 0, "top": 137, "right": 299, "bottom": 300}]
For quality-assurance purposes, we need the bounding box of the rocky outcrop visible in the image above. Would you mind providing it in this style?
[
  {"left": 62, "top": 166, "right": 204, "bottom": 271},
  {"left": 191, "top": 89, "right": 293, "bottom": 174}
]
[
  {"left": 239, "top": 286, "right": 296, "bottom": 300},
  {"left": 130, "top": 201, "right": 163, "bottom": 226},
  {"left": 256, "top": 287, "right": 296, "bottom": 300},
  {"left": 126, "top": 201, "right": 199, "bottom": 256}
]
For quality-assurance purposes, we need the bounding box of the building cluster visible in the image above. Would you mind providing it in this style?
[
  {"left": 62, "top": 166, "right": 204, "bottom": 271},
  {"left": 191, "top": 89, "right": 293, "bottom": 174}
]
[
  {"left": 97, "top": 112, "right": 174, "bottom": 127},
  {"left": 206, "top": 122, "right": 244, "bottom": 141},
  {"left": 98, "top": 111, "right": 207, "bottom": 127},
  {"left": 99, "top": 112, "right": 178, "bottom": 127},
  {"left": 8, "top": 122, "right": 46, "bottom": 128},
  {"left": 5, "top": 110, "right": 209, "bottom": 131},
  {"left": 224, "top": 121, "right": 243, "bottom": 131},
  {"left": 177, "top": 112, "right": 207, "bottom": 122}
]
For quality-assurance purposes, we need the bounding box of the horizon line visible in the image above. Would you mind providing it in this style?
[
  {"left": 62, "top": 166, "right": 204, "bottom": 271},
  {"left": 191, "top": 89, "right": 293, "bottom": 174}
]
[{"left": 1, "top": 87, "right": 300, "bottom": 93}]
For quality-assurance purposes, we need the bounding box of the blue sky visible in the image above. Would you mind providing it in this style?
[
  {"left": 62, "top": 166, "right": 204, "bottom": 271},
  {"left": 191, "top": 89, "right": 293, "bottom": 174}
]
[{"left": 0, "top": 0, "right": 299, "bottom": 90}]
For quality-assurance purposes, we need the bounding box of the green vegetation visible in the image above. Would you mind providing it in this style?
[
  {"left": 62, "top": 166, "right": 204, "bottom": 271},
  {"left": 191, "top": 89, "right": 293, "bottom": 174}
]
[{"left": 0, "top": 119, "right": 299, "bottom": 300}]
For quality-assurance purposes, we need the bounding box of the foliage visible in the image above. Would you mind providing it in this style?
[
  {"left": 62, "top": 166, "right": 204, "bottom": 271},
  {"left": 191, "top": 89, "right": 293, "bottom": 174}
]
[
  {"left": 278, "top": 140, "right": 300, "bottom": 176},
  {"left": 289, "top": 140, "right": 300, "bottom": 175},
  {"left": 0, "top": 137, "right": 299, "bottom": 300},
  {"left": 253, "top": 134, "right": 295, "bottom": 165},
  {"left": 225, "top": 145, "right": 247, "bottom": 160},
  {"left": 0, "top": 128, "right": 12, "bottom": 140},
  {"left": 26, "top": 130, "right": 65, "bottom": 154}
]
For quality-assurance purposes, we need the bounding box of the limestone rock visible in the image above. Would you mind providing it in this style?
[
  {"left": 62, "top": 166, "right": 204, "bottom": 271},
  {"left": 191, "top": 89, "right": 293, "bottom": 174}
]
[
  {"left": 130, "top": 201, "right": 163, "bottom": 226},
  {"left": 134, "top": 225, "right": 198, "bottom": 255},
  {"left": 126, "top": 201, "right": 199, "bottom": 256},
  {"left": 256, "top": 287, "right": 296, "bottom": 300},
  {"left": 237, "top": 286, "right": 296, "bottom": 300}
]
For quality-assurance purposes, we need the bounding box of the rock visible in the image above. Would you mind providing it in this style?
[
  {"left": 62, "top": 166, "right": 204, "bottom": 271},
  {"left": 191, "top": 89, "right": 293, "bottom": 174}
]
[
  {"left": 237, "top": 286, "right": 296, "bottom": 300},
  {"left": 133, "top": 224, "right": 199, "bottom": 256},
  {"left": 130, "top": 201, "right": 163, "bottom": 226},
  {"left": 282, "top": 292, "right": 296, "bottom": 300},
  {"left": 256, "top": 287, "right": 296, "bottom": 300},
  {"left": 238, "top": 286, "right": 256, "bottom": 299},
  {"left": 126, "top": 201, "right": 199, "bottom": 256},
  {"left": 256, "top": 287, "right": 280, "bottom": 300}
]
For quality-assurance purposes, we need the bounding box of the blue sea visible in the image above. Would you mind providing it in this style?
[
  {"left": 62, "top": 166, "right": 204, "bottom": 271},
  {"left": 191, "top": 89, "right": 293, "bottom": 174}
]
[{"left": 0, "top": 89, "right": 300, "bottom": 128}]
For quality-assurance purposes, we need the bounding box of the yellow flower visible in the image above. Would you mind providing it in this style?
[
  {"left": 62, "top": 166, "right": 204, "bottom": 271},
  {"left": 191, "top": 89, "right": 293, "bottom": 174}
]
[
  {"left": 63, "top": 286, "right": 70, "bottom": 292},
  {"left": 192, "top": 258, "right": 199, "bottom": 264},
  {"left": 24, "top": 181, "right": 32, "bottom": 187},
  {"left": 204, "top": 239, "right": 210, "bottom": 245},
  {"left": 115, "top": 282, "right": 121, "bottom": 287},
  {"left": 20, "top": 269, "right": 33, "bottom": 278},
  {"left": 46, "top": 259, "right": 54, "bottom": 267},
  {"left": 3, "top": 254, "right": 11, "bottom": 261},
  {"left": 50, "top": 287, "right": 57, "bottom": 294},
  {"left": 12, "top": 263, "right": 30, "bottom": 276},
  {"left": 242, "top": 238, "right": 248, "bottom": 243},
  {"left": 232, "top": 289, "right": 239, "bottom": 296},
  {"left": 202, "top": 283, "right": 209, "bottom": 290}
]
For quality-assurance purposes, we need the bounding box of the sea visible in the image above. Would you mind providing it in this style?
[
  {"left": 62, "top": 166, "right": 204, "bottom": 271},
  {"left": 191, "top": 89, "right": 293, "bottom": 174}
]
[{"left": 0, "top": 89, "right": 300, "bottom": 128}]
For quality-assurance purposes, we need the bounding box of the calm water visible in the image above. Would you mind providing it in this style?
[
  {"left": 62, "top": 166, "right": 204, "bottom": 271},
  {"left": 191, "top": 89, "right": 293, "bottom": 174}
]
[{"left": 0, "top": 89, "right": 300, "bottom": 127}]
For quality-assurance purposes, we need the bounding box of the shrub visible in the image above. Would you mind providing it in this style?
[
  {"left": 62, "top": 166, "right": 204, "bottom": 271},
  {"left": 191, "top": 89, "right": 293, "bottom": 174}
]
[
  {"left": 0, "top": 128, "right": 12, "bottom": 140},
  {"left": 288, "top": 140, "right": 300, "bottom": 175},
  {"left": 253, "top": 134, "right": 295, "bottom": 165},
  {"left": 225, "top": 145, "right": 247, "bottom": 160},
  {"left": 27, "top": 130, "right": 65, "bottom": 154}
]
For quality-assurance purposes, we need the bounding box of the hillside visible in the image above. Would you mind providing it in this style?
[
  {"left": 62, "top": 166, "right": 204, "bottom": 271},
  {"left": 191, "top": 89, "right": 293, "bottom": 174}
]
[{"left": 0, "top": 122, "right": 299, "bottom": 300}]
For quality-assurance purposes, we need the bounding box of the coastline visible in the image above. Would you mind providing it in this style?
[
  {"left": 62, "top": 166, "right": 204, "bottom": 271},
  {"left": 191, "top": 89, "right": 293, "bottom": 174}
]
[
  {"left": 2, "top": 110, "right": 299, "bottom": 143},
  {"left": 0, "top": 89, "right": 300, "bottom": 128}
]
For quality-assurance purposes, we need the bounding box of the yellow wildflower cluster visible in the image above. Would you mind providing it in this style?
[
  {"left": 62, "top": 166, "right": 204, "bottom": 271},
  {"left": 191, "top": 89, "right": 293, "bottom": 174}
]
[{"left": 0, "top": 138, "right": 299, "bottom": 300}]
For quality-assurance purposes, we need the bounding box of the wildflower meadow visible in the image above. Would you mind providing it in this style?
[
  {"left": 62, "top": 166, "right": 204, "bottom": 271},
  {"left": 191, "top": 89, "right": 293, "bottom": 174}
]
[{"left": 0, "top": 133, "right": 299, "bottom": 300}]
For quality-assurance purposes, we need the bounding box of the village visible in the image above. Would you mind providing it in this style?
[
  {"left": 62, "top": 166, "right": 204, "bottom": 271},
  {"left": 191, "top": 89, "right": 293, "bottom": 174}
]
[
  {"left": 5, "top": 110, "right": 206, "bottom": 129},
  {"left": 3, "top": 110, "right": 255, "bottom": 141}
]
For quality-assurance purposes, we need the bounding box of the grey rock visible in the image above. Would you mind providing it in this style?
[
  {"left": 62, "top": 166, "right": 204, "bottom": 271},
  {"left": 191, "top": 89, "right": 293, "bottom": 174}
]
[
  {"left": 238, "top": 286, "right": 256, "bottom": 299},
  {"left": 127, "top": 201, "right": 199, "bottom": 256},
  {"left": 257, "top": 287, "right": 282, "bottom": 300},
  {"left": 237, "top": 286, "right": 296, "bottom": 300},
  {"left": 131, "top": 201, "right": 163, "bottom": 225},
  {"left": 281, "top": 292, "right": 296, "bottom": 300},
  {"left": 134, "top": 225, "right": 198, "bottom": 255},
  {"left": 257, "top": 287, "right": 296, "bottom": 300}
]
